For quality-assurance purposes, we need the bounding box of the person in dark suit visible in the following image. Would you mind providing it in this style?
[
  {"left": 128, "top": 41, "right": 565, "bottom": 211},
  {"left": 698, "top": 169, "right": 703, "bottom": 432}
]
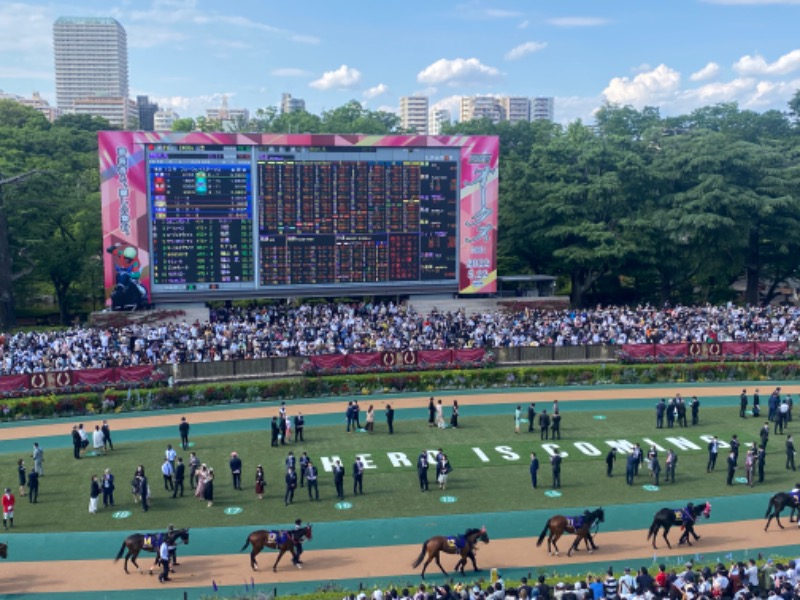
[
  {"left": 178, "top": 417, "right": 190, "bottom": 450},
  {"left": 652, "top": 455, "right": 661, "bottom": 486},
  {"left": 386, "top": 404, "right": 395, "bottom": 434},
  {"left": 758, "top": 445, "right": 767, "bottom": 483},
  {"left": 550, "top": 453, "right": 562, "bottom": 489},
  {"left": 740, "top": 389, "right": 748, "bottom": 418},
  {"left": 786, "top": 436, "right": 796, "bottom": 471},
  {"left": 606, "top": 448, "right": 617, "bottom": 477},
  {"left": 270, "top": 417, "right": 279, "bottom": 447},
  {"left": 306, "top": 460, "right": 319, "bottom": 501},
  {"left": 656, "top": 399, "right": 666, "bottom": 428},
  {"left": 352, "top": 401, "right": 362, "bottom": 430},
  {"left": 539, "top": 410, "right": 550, "bottom": 440},
  {"left": 101, "top": 420, "right": 114, "bottom": 451},
  {"left": 730, "top": 434, "right": 740, "bottom": 466},
  {"left": 417, "top": 451, "right": 430, "bottom": 492},
  {"left": 172, "top": 457, "right": 184, "bottom": 498},
  {"left": 284, "top": 467, "right": 297, "bottom": 506},
  {"left": 298, "top": 452, "right": 310, "bottom": 488},
  {"left": 333, "top": 459, "right": 345, "bottom": 500},
  {"left": 707, "top": 437, "right": 719, "bottom": 472},
  {"left": 527, "top": 403, "right": 536, "bottom": 432},
  {"left": 346, "top": 402, "right": 354, "bottom": 432},
  {"left": 626, "top": 453, "right": 636, "bottom": 486},
  {"left": 753, "top": 389, "right": 761, "bottom": 417},
  {"left": 353, "top": 457, "right": 364, "bottom": 495},
  {"left": 139, "top": 473, "right": 149, "bottom": 512},
  {"left": 333, "top": 459, "right": 344, "bottom": 500},
  {"left": 71, "top": 426, "right": 81, "bottom": 460},
  {"left": 278, "top": 415, "right": 287, "bottom": 445},
  {"left": 691, "top": 396, "right": 700, "bottom": 425},
  {"left": 760, "top": 422, "right": 770, "bottom": 450},
  {"left": 27, "top": 469, "right": 39, "bottom": 503},
  {"left": 529, "top": 452, "right": 539, "bottom": 488},
  {"left": 666, "top": 399, "right": 676, "bottom": 428},
  {"left": 229, "top": 452, "right": 242, "bottom": 490},
  {"left": 665, "top": 449, "right": 677, "bottom": 483},
  {"left": 726, "top": 451, "right": 737, "bottom": 485},
  {"left": 294, "top": 412, "right": 305, "bottom": 442},
  {"left": 551, "top": 413, "right": 561, "bottom": 440}
]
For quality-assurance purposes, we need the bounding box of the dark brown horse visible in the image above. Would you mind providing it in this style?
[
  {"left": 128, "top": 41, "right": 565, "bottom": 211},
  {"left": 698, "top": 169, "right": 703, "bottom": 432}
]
[
  {"left": 411, "top": 526, "right": 489, "bottom": 579},
  {"left": 765, "top": 492, "right": 800, "bottom": 530},
  {"left": 536, "top": 508, "right": 604, "bottom": 557},
  {"left": 114, "top": 528, "right": 190, "bottom": 573},
  {"left": 240, "top": 524, "right": 313, "bottom": 572},
  {"left": 647, "top": 501, "right": 711, "bottom": 549},
  {"left": 0, "top": 542, "right": 7, "bottom": 559}
]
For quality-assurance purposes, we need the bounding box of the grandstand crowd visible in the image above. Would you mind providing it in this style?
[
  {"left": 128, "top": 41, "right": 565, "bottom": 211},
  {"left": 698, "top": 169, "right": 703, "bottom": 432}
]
[{"left": 1, "top": 302, "right": 799, "bottom": 375}]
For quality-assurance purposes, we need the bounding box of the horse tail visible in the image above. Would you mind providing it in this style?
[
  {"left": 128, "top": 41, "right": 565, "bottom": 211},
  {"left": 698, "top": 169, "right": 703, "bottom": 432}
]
[
  {"left": 411, "top": 541, "right": 428, "bottom": 568},
  {"left": 536, "top": 522, "right": 549, "bottom": 547},
  {"left": 765, "top": 495, "right": 776, "bottom": 519},
  {"left": 114, "top": 541, "right": 126, "bottom": 563},
  {"left": 240, "top": 535, "right": 252, "bottom": 553}
]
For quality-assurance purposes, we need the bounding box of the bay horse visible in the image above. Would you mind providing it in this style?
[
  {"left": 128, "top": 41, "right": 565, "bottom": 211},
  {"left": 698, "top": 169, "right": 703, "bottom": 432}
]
[
  {"left": 114, "top": 528, "right": 190, "bottom": 573},
  {"left": 0, "top": 542, "right": 6, "bottom": 559},
  {"left": 411, "top": 526, "right": 489, "bottom": 579},
  {"left": 536, "top": 507, "right": 605, "bottom": 557},
  {"left": 765, "top": 492, "right": 800, "bottom": 530},
  {"left": 647, "top": 501, "right": 711, "bottom": 549},
  {"left": 240, "top": 524, "right": 313, "bottom": 572}
]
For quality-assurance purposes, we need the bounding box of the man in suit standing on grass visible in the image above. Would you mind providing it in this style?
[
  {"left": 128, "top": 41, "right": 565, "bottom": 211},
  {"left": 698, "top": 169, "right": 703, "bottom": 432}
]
[
  {"left": 539, "top": 410, "right": 550, "bottom": 440},
  {"left": 333, "top": 460, "right": 345, "bottom": 500},
  {"left": 530, "top": 452, "right": 539, "bottom": 488},
  {"left": 550, "top": 453, "right": 562, "bottom": 489},
  {"left": 353, "top": 456, "right": 365, "bottom": 495},
  {"left": 786, "top": 436, "right": 796, "bottom": 471},
  {"left": 172, "top": 457, "right": 185, "bottom": 498},
  {"left": 417, "top": 451, "right": 430, "bottom": 492},
  {"left": 527, "top": 403, "right": 536, "bottom": 433},
  {"left": 606, "top": 448, "right": 616, "bottom": 477}
]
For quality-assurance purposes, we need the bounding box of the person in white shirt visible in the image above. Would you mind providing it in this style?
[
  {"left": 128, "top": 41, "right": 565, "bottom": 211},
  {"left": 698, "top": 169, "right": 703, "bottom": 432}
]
[{"left": 619, "top": 567, "right": 637, "bottom": 599}]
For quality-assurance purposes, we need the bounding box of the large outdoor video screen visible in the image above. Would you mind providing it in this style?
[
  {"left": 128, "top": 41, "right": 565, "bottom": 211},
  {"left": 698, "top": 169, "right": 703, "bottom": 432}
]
[{"left": 100, "top": 133, "right": 498, "bottom": 305}]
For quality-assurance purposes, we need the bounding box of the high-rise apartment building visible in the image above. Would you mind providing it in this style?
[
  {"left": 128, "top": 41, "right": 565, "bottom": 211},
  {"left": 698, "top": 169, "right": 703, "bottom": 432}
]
[
  {"left": 499, "top": 97, "right": 531, "bottom": 124},
  {"left": 399, "top": 96, "right": 429, "bottom": 133},
  {"left": 531, "top": 97, "right": 555, "bottom": 121},
  {"left": 154, "top": 109, "right": 180, "bottom": 131},
  {"left": 137, "top": 95, "right": 159, "bottom": 130},
  {"left": 428, "top": 107, "right": 451, "bottom": 135},
  {"left": 281, "top": 93, "right": 306, "bottom": 114},
  {"left": 53, "top": 17, "right": 129, "bottom": 124},
  {"left": 460, "top": 96, "right": 503, "bottom": 124},
  {"left": 0, "top": 90, "right": 62, "bottom": 122}
]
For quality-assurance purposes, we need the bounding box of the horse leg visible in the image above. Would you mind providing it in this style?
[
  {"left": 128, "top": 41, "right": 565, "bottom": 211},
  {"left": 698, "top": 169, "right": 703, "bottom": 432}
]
[
  {"left": 776, "top": 511, "right": 785, "bottom": 530},
  {"left": 551, "top": 532, "right": 562, "bottom": 556},
  {"left": 273, "top": 549, "right": 284, "bottom": 572},
  {"left": 662, "top": 527, "right": 672, "bottom": 550},
  {"left": 765, "top": 512, "right": 773, "bottom": 531},
  {"left": 434, "top": 553, "right": 448, "bottom": 577},
  {"left": 650, "top": 525, "right": 659, "bottom": 549},
  {"left": 469, "top": 551, "right": 480, "bottom": 572},
  {"left": 131, "top": 552, "right": 143, "bottom": 574},
  {"left": 420, "top": 555, "right": 433, "bottom": 579},
  {"left": 250, "top": 548, "right": 259, "bottom": 571}
]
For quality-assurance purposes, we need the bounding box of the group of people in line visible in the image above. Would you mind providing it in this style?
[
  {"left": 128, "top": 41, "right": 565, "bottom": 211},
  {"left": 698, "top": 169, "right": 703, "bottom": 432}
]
[{"left": 3, "top": 301, "right": 800, "bottom": 375}]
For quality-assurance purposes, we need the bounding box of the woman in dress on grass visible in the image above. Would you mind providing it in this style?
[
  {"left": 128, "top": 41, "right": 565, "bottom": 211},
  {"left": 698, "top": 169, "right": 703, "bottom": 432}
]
[{"left": 255, "top": 465, "right": 265, "bottom": 500}]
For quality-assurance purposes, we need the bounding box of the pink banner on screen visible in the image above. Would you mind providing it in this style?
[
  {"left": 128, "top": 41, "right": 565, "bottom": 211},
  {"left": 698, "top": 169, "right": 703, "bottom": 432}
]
[
  {"left": 0, "top": 374, "right": 30, "bottom": 393},
  {"left": 347, "top": 353, "right": 383, "bottom": 368},
  {"left": 723, "top": 342, "right": 756, "bottom": 357},
  {"left": 417, "top": 350, "right": 454, "bottom": 365},
  {"left": 622, "top": 345, "right": 656, "bottom": 359},
  {"left": 309, "top": 355, "right": 347, "bottom": 369},
  {"left": 757, "top": 342, "right": 788, "bottom": 356},
  {"left": 454, "top": 349, "right": 486, "bottom": 363},
  {"left": 654, "top": 344, "right": 689, "bottom": 358}
]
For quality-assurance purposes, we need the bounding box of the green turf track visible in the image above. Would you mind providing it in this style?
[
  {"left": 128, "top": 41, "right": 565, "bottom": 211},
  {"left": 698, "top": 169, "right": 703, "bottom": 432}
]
[{"left": 1, "top": 381, "right": 793, "bottom": 455}]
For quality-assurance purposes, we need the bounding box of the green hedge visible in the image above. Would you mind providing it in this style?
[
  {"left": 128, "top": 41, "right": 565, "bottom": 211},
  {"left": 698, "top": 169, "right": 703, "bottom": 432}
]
[{"left": 2, "top": 361, "right": 799, "bottom": 422}]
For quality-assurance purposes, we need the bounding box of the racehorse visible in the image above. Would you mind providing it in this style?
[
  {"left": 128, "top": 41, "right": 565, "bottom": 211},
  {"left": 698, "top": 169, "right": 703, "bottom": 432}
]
[
  {"left": 536, "top": 507, "right": 605, "bottom": 557},
  {"left": 114, "top": 528, "right": 190, "bottom": 574},
  {"left": 240, "top": 524, "right": 313, "bottom": 572},
  {"left": 647, "top": 502, "right": 711, "bottom": 549},
  {"left": 411, "top": 526, "right": 489, "bottom": 579},
  {"left": 0, "top": 542, "right": 6, "bottom": 559},
  {"left": 764, "top": 492, "right": 800, "bottom": 530}
]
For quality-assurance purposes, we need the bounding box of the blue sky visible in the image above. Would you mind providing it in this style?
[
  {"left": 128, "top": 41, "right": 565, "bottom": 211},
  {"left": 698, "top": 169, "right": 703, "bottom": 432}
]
[{"left": 2, "top": 0, "right": 800, "bottom": 124}]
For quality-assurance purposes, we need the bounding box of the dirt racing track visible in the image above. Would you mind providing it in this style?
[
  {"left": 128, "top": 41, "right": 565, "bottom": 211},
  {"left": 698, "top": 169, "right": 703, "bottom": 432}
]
[{"left": 2, "top": 383, "right": 799, "bottom": 599}]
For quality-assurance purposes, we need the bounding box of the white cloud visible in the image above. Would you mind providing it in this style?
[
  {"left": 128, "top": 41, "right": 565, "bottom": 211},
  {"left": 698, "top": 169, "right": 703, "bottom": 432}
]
[
  {"left": 733, "top": 49, "right": 800, "bottom": 76},
  {"left": 603, "top": 64, "right": 681, "bottom": 105},
  {"left": 518, "top": 20, "right": 530, "bottom": 29},
  {"left": 363, "top": 83, "right": 388, "bottom": 99},
  {"left": 417, "top": 58, "right": 502, "bottom": 86},
  {"left": 682, "top": 77, "right": 757, "bottom": 104},
  {"left": 690, "top": 62, "right": 721, "bottom": 81},
  {"left": 484, "top": 8, "right": 522, "bottom": 18},
  {"left": 150, "top": 92, "right": 230, "bottom": 116},
  {"left": 547, "top": 17, "right": 611, "bottom": 27},
  {"left": 0, "top": 3, "right": 52, "bottom": 61},
  {"left": 431, "top": 95, "right": 462, "bottom": 120},
  {"left": 271, "top": 68, "right": 312, "bottom": 77},
  {"left": 504, "top": 41, "right": 547, "bottom": 61},
  {"left": 309, "top": 65, "right": 362, "bottom": 90}
]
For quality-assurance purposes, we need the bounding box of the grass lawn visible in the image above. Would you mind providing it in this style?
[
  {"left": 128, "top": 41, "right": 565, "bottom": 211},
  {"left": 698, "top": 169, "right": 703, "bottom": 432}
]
[{"left": 3, "top": 401, "right": 795, "bottom": 534}]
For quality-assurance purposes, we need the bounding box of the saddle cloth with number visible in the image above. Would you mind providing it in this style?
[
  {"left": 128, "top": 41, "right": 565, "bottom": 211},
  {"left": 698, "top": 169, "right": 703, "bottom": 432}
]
[
  {"left": 267, "top": 531, "right": 289, "bottom": 545},
  {"left": 566, "top": 516, "right": 586, "bottom": 530},
  {"left": 446, "top": 535, "right": 466, "bottom": 550}
]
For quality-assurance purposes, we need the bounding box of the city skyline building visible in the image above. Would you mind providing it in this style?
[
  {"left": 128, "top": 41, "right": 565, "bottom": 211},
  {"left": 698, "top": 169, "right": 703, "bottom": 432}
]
[
  {"left": 532, "top": 97, "right": 555, "bottom": 121},
  {"left": 53, "top": 17, "right": 129, "bottom": 120},
  {"left": 154, "top": 108, "right": 180, "bottom": 131},
  {"left": 0, "top": 90, "right": 62, "bottom": 122},
  {"left": 280, "top": 92, "right": 306, "bottom": 114},
  {"left": 137, "top": 95, "right": 159, "bottom": 130},
  {"left": 428, "top": 107, "right": 451, "bottom": 135},
  {"left": 399, "top": 96, "right": 429, "bottom": 133}
]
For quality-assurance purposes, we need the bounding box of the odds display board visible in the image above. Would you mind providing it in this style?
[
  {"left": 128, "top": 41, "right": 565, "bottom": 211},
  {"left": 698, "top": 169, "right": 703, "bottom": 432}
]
[{"left": 99, "top": 132, "right": 498, "bottom": 305}]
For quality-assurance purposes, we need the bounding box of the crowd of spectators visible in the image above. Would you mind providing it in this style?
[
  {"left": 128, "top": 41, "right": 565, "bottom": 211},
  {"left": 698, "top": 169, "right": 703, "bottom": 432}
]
[{"left": 1, "top": 301, "right": 799, "bottom": 375}]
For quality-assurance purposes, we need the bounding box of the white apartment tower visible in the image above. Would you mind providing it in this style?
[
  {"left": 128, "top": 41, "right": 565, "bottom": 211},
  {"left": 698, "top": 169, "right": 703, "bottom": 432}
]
[
  {"left": 460, "top": 96, "right": 503, "bottom": 124},
  {"left": 500, "top": 97, "right": 531, "bottom": 123},
  {"left": 428, "top": 107, "right": 451, "bottom": 135},
  {"left": 281, "top": 93, "right": 306, "bottom": 114},
  {"left": 53, "top": 17, "right": 129, "bottom": 122},
  {"left": 400, "top": 96, "right": 429, "bottom": 133},
  {"left": 531, "top": 97, "right": 555, "bottom": 121}
]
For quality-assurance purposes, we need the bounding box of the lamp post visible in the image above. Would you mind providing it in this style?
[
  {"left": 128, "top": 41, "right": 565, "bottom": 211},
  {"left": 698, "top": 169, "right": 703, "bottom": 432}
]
[{"left": 0, "top": 170, "right": 41, "bottom": 330}]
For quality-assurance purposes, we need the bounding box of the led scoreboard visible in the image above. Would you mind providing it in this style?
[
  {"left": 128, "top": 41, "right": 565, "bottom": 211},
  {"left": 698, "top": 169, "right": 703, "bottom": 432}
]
[{"left": 100, "top": 133, "right": 498, "bottom": 304}]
